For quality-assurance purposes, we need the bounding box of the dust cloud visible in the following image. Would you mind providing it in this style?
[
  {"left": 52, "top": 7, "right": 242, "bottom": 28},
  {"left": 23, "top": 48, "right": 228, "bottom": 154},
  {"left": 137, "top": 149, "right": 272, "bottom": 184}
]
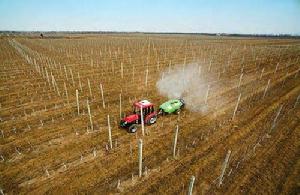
[{"left": 156, "top": 63, "right": 212, "bottom": 112}]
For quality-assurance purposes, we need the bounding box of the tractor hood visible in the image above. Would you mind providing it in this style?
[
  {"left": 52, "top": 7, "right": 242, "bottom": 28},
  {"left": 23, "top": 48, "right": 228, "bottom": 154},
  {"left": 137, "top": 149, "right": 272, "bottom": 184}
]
[{"left": 122, "top": 114, "right": 139, "bottom": 123}]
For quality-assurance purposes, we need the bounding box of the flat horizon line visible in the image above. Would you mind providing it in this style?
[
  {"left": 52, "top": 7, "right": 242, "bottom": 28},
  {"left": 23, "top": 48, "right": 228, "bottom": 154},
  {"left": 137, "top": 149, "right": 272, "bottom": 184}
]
[{"left": 1, "top": 30, "right": 300, "bottom": 37}]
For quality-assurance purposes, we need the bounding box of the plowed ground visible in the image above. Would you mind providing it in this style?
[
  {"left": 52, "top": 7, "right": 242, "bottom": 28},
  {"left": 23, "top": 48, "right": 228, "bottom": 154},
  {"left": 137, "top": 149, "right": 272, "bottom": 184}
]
[{"left": 0, "top": 34, "right": 300, "bottom": 194}]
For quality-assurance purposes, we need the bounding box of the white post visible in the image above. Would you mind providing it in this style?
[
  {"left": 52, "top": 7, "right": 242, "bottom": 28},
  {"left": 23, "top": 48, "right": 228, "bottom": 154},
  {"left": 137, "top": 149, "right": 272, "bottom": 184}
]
[
  {"left": 76, "top": 89, "right": 80, "bottom": 115},
  {"left": 188, "top": 176, "right": 195, "bottom": 195},
  {"left": 138, "top": 139, "right": 143, "bottom": 177},
  {"left": 87, "top": 99, "right": 93, "bottom": 131},
  {"left": 263, "top": 79, "right": 271, "bottom": 98},
  {"left": 173, "top": 125, "right": 179, "bottom": 158},
  {"left": 140, "top": 105, "right": 145, "bottom": 136},
  {"left": 218, "top": 150, "right": 231, "bottom": 187},
  {"left": 100, "top": 83, "right": 106, "bottom": 109},
  {"left": 232, "top": 93, "right": 242, "bottom": 120},
  {"left": 205, "top": 84, "right": 210, "bottom": 104},
  {"left": 107, "top": 115, "right": 113, "bottom": 149}
]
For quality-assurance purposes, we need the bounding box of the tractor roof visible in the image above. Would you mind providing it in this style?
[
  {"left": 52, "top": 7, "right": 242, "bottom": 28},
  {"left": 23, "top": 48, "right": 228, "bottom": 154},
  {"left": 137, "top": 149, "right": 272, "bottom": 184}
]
[{"left": 134, "top": 100, "right": 154, "bottom": 108}]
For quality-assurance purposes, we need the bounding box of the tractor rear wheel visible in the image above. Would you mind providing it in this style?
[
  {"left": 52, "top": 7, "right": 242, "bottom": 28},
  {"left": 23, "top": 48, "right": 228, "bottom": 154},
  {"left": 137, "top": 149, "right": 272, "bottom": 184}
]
[
  {"left": 147, "top": 115, "right": 157, "bottom": 125},
  {"left": 158, "top": 109, "right": 165, "bottom": 116},
  {"left": 128, "top": 124, "right": 138, "bottom": 133}
]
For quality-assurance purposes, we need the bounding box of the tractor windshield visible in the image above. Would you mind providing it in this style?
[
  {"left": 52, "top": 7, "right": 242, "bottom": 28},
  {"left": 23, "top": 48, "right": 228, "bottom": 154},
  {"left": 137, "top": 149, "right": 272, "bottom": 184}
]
[{"left": 133, "top": 106, "right": 141, "bottom": 115}]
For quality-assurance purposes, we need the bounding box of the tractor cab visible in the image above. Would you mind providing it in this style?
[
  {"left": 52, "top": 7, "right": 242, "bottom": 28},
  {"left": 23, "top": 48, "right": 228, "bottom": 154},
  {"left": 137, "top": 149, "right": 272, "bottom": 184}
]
[
  {"left": 133, "top": 100, "right": 155, "bottom": 116},
  {"left": 120, "top": 100, "right": 157, "bottom": 133}
]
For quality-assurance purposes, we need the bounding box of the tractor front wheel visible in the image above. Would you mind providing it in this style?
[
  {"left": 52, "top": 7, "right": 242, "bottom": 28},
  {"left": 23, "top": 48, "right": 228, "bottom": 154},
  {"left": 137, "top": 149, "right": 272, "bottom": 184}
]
[{"left": 128, "top": 124, "right": 138, "bottom": 133}]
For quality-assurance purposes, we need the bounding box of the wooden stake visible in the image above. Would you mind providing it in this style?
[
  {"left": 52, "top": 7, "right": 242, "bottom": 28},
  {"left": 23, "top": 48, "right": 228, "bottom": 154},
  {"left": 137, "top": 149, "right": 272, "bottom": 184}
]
[
  {"left": 100, "top": 83, "right": 106, "bottom": 109},
  {"left": 270, "top": 105, "right": 283, "bottom": 131},
  {"left": 119, "top": 93, "right": 122, "bottom": 119},
  {"left": 205, "top": 84, "right": 210, "bottom": 104},
  {"left": 76, "top": 89, "right": 80, "bottom": 115},
  {"left": 108, "top": 115, "right": 113, "bottom": 149},
  {"left": 145, "top": 68, "right": 149, "bottom": 87},
  {"left": 87, "top": 99, "right": 93, "bottom": 131},
  {"left": 188, "top": 176, "right": 195, "bottom": 195},
  {"left": 263, "top": 79, "right": 271, "bottom": 98},
  {"left": 138, "top": 139, "right": 143, "bottom": 177},
  {"left": 294, "top": 94, "right": 300, "bottom": 109},
  {"left": 218, "top": 150, "right": 231, "bottom": 187},
  {"left": 173, "top": 125, "right": 179, "bottom": 158},
  {"left": 64, "top": 82, "right": 69, "bottom": 104},
  {"left": 232, "top": 93, "right": 241, "bottom": 120},
  {"left": 140, "top": 106, "right": 145, "bottom": 136},
  {"left": 238, "top": 73, "right": 243, "bottom": 88},
  {"left": 121, "top": 62, "right": 124, "bottom": 79},
  {"left": 78, "top": 72, "right": 83, "bottom": 91},
  {"left": 70, "top": 69, "right": 75, "bottom": 86},
  {"left": 274, "top": 63, "right": 279, "bottom": 74},
  {"left": 87, "top": 79, "right": 92, "bottom": 98},
  {"left": 260, "top": 68, "right": 265, "bottom": 80}
]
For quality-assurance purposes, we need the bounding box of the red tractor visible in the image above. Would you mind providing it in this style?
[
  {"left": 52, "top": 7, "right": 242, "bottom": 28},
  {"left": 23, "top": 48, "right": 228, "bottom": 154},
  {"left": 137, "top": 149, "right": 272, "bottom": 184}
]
[{"left": 120, "top": 100, "right": 158, "bottom": 133}]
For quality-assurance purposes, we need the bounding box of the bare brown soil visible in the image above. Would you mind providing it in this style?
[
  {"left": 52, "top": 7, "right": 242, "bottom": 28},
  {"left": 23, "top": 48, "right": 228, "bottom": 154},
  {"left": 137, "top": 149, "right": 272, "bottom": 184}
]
[{"left": 0, "top": 34, "right": 299, "bottom": 194}]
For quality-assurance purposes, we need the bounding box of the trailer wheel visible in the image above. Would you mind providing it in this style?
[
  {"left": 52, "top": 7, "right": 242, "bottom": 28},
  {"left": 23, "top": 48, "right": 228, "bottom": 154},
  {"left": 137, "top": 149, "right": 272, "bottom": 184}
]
[
  {"left": 128, "top": 124, "right": 138, "bottom": 133},
  {"left": 175, "top": 109, "right": 181, "bottom": 115}
]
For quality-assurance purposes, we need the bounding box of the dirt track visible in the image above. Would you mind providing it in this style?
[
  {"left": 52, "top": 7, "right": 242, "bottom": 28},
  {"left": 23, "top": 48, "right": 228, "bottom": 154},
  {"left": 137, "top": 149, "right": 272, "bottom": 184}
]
[{"left": 0, "top": 34, "right": 299, "bottom": 194}]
